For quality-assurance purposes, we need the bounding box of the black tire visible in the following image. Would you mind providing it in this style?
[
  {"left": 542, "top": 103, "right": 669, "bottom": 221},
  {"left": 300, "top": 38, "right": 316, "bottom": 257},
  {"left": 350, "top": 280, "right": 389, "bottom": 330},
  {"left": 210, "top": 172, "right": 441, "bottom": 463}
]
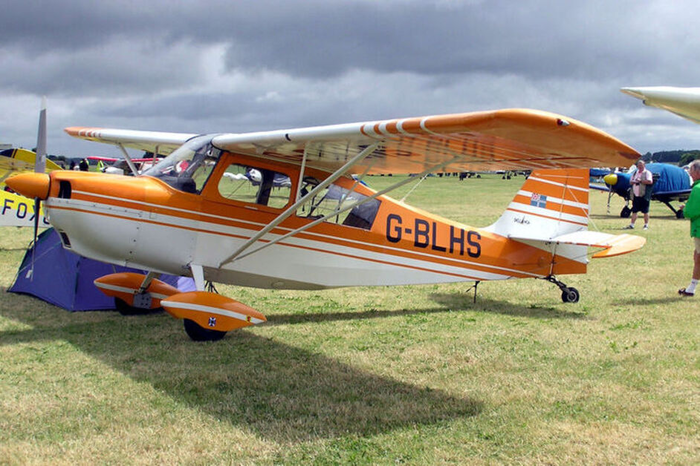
[
  {"left": 183, "top": 319, "right": 227, "bottom": 342},
  {"left": 115, "top": 298, "right": 162, "bottom": 316},
  {"left": 561, "top": 287, "right": 580, "bottom": 303},
  {"left": 115, "top": 298, "right": 144, "bottom": 316},
  {"left": 620, "top": 206, "right": 631, "bottom": 218},
  {"left": 676, "top": 208, "right": 685, "bottom": 219}
]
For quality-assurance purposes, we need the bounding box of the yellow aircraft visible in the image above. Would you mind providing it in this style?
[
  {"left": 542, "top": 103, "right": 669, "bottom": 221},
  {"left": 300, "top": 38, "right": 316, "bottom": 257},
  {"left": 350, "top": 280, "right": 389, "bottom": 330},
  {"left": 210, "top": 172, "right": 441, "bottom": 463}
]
[{"left": 0, "top": 148, "right": 60, "bottom": 227}]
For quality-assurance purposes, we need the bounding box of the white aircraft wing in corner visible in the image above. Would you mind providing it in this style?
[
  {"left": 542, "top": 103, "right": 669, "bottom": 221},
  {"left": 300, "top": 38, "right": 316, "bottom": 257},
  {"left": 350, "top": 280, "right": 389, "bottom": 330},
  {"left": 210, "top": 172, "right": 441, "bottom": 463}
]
[{"left": 622, "top": 86, "right": 700, "bottom": 125}]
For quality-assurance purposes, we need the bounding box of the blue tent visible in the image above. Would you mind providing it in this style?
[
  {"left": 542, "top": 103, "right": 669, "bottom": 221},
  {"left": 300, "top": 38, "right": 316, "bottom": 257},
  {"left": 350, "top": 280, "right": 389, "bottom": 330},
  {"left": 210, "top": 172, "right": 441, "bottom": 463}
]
[{"left": 9, "top": 228, "right": 190, "bottom": 311}]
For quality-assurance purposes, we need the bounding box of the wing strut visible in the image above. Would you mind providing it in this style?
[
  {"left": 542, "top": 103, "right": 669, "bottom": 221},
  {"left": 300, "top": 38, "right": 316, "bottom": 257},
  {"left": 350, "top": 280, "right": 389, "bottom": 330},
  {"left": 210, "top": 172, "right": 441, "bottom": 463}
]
[
  {"left": 218, "top": 142, "right": 380, "bottom": 267},
  {"left": 295, "top": 146, "right": 309, "bottom": 203},
  {"left": 231, "top": 155, "right": 461, "bottom": 263},
  {"left": 117, "top": 143, "right": 140, "bottom": 176}
]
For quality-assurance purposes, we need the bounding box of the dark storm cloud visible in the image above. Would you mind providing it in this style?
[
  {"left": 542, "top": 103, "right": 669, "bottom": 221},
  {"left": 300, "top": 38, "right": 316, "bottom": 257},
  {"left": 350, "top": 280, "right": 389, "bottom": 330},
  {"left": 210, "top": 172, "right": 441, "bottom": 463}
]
[
  {"left": 0, "top": 42, "right": 201, "bottom": 97},
  {"left": 3, "top": 0, "right": 700, "bottom": 154},
  {"left": 215, "top": 1, "right": 699, "bottom": 83},
  {"left": 5, "top": 0, "right": 697, "bottom": 89}
]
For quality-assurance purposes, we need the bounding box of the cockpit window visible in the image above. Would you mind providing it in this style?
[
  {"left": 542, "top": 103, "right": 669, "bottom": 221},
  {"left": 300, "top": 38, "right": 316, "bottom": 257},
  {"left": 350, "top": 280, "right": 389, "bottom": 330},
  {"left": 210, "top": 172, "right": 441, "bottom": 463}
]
[
  {"left": 296, "top": 177, "right": 380, "bottom": 230},
  {"left": 218, "top": 163, "right": 292, "bottom": 209},
  {"left": 141, "top": 135, "right": 220, "bottom": 194}
]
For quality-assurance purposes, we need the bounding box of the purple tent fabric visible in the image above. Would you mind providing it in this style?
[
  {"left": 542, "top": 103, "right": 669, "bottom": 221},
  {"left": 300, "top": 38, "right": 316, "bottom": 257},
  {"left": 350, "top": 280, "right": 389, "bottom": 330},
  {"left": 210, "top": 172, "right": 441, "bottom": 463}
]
[{"left": 9, "top": 228, "right": 191, "bottom": 311}]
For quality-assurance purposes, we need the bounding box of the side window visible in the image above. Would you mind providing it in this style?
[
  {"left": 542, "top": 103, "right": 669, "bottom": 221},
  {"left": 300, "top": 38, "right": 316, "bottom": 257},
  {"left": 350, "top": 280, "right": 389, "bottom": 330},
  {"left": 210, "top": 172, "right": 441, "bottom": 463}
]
[
  {"left": 296, "top": 178, "right": 380, "bottom": 230},
  {"left": 218, "top": 163, "right": 291, "bottom": 209},
  {"left": 184, "top": 158, "right": 217, "bottom": 194},
  {"left": 143, "top": 137, "right": 219, "bottom": 194}
]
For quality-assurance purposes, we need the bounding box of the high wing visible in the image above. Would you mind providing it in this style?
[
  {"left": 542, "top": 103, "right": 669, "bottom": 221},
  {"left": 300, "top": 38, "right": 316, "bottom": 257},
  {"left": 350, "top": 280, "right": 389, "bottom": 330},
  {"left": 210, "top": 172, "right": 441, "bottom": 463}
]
[
  {"left": 66, "top": 109, "right": 639, "bottom": 175},
  {"left": 65, "top": 128, "right": 197, "bottom": 156},
  {"left": 87, "top": 155, "right": 162, "bottom": 163},
  {"left": 622, "top": 86, "right": 700, "bottom": 125}
]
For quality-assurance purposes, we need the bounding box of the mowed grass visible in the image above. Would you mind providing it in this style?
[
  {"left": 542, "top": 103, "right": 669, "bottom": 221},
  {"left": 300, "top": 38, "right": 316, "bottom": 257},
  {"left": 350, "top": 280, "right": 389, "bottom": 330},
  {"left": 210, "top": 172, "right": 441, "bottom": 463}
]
[{"left": 1, "top": 174, "right": 698, "bottom": 465}]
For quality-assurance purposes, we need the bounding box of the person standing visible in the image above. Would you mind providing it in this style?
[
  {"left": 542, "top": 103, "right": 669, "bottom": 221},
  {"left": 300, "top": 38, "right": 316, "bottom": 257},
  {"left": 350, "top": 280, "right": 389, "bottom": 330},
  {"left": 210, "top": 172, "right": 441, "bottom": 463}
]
[
  {"left": 624, "top": 160, "right": 654, "bottom": 230},
  {"left": 679, "top": 160, "right": 700, "bottom": 297}
]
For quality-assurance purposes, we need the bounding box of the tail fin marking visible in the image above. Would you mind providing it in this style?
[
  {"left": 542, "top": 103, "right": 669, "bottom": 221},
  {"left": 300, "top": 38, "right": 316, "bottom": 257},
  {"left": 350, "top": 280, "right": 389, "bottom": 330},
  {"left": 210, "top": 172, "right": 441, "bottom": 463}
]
[{"left": 486, "top": 169, "right": 590, "bottom": 240}]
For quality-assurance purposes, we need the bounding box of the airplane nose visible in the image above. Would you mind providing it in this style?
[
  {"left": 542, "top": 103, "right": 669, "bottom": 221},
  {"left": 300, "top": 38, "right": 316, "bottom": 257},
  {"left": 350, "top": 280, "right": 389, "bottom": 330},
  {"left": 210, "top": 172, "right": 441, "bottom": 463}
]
[
  {"left": 5, "top": 173, "right": 51, "bottom": 200},
  {"left": 603, "top": 173, "right": 618, "bottom": 186}
]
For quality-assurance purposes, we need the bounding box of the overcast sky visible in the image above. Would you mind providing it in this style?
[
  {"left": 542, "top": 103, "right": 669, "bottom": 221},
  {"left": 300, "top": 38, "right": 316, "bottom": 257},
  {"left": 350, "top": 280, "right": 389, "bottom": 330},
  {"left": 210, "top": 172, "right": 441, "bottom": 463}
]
[{"left": 2, "top": 0, "right": 700, "bottom": 158}]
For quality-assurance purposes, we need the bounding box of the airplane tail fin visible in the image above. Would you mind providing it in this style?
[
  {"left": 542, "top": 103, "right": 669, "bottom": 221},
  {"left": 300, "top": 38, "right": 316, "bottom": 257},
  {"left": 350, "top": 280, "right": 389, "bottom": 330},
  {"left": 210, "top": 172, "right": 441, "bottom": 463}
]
[
  {"left": 486, "top": 168, "right": 591, "bottom": 240},
  {"left": 485, "top": 169, "right": 645, "bottom": 272}
]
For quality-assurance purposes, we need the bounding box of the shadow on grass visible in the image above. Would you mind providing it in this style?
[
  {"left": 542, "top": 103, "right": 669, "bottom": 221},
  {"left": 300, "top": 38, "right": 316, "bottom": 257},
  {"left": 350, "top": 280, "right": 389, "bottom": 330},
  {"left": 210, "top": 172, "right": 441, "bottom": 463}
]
[
  {"left": 270, "top": 306, "right": 457, "bottom": 326},
  {"left": 611, "top": 296, "right": 689, "bottom": 306},
  {"left": 0, "top": 298, "right": 481, "bottom": 443},
  {"left": 267, "top": 294, "right": 588, "bottom": 326},
  {"left": 590, "top": 210, "right": 681, "bottom": 219},
  {"left": 429, "top": 293, "right": 590, "bottom": 320}
]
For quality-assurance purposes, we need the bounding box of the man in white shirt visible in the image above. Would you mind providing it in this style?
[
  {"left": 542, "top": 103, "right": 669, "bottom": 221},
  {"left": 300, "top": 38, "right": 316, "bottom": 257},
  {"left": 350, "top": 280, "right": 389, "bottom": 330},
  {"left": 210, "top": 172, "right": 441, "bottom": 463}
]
[{"left": 624, "top": 160, "right": 654, "bottom": 230}]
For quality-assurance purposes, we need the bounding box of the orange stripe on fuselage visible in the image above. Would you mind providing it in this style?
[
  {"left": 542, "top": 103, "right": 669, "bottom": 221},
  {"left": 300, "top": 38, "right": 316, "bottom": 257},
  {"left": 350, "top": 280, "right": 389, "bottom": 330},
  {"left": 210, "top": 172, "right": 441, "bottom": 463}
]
[
  {"left": 52, "top": 198, "right": 552, "bottom": 281},
  {"left": 47, "top": 169, "right": 586, "bottom": 281}
]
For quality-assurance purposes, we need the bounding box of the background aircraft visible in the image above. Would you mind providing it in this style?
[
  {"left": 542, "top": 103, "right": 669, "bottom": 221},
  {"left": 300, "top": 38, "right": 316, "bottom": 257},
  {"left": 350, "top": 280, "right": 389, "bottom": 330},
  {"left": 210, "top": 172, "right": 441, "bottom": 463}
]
[
  {"left": 0, "top": 148, "right": 61, "bottom": 181},
  {"left": 0, "top": 148, "right": 60, "bottom": 227},
  {"left": 7, "top": 108, "right": 644, "bottom": 341},
  {"left": 618, "top": 86, "right": 700, "bottom": 217},
  {"left": 88, "top": 155, "right": 163, "bottom": 175},
  {"left": 593, "top": 162, "right": 692, "bottom": 218},
  {"left": 622, "top": 86, "right": 700, "bottom": 124}
]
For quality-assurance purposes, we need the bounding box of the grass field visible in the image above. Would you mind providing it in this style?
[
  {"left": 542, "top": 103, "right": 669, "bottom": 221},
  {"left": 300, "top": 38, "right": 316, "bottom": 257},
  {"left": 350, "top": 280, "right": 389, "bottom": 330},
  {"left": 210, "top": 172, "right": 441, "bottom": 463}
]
[{"left": 1, "top": 174, "right": 698, "bottom": 465}]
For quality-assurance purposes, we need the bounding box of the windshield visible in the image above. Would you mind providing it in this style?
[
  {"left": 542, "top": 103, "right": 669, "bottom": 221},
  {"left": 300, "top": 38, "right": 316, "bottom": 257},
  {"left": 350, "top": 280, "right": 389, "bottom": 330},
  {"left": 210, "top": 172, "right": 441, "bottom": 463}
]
[{"left": 141, "top": 135, "right": 221, "bottom": 193}]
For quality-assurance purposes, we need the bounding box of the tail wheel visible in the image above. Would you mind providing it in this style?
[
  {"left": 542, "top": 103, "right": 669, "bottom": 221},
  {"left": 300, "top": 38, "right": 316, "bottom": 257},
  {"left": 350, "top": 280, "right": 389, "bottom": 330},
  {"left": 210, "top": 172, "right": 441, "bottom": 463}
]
[
  {"left": 561, "top": 287, "right": 580, "bottom": 303},
  {"left": 183, "top": 319, "right": 227, "bottom": 342}
]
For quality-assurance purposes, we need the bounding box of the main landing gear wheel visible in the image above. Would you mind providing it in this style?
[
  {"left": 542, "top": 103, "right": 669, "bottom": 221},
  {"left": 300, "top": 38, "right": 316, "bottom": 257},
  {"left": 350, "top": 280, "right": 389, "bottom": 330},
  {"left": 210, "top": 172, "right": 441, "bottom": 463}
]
[
  {"left": 620, "top": 206, "right": 631, "bottom": 218},
  {"left": 115, "top": 298, "right": 162, "bottom": 316},
  {"left": 183, "top": 319, "right": 227, "bottom": 342},
  {"left": 561, "top": 287, "right": 580, "bottom": 303}
]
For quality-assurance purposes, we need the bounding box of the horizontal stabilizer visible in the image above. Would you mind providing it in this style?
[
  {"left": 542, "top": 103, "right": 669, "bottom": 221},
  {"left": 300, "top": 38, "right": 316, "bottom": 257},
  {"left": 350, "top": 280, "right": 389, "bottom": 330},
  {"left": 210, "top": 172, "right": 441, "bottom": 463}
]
[{"left": 513, "top": 231, "right": 646, "bottom": 258}]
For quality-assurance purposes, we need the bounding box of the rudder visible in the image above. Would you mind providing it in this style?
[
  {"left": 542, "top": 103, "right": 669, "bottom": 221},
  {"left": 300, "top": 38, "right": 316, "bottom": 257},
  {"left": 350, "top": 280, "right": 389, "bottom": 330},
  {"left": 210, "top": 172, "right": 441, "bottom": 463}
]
[{"left": 485, "top": 168, "right": 590, "bottom": 241}]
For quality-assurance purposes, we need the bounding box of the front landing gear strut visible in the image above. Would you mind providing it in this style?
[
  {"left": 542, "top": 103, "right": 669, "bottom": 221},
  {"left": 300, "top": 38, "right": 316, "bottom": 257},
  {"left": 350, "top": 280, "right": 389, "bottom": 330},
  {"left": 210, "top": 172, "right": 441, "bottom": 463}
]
[{"left": 542, "top": 275, "right": 580, "bottom": 303}]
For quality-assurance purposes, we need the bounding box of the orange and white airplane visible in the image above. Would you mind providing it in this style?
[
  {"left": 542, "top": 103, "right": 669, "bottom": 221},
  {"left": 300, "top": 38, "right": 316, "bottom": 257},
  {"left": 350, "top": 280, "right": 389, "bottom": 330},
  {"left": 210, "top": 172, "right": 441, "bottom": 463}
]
[{"left": 7, "top": 109, "right": 645, "bottom": 341}]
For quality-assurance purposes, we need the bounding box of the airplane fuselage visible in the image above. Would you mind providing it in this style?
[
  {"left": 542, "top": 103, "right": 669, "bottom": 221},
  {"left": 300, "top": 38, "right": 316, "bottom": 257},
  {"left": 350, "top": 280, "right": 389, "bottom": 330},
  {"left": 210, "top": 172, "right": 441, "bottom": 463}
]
[{"left": 42, "top": 152, "right": 583, "bottom": 291}]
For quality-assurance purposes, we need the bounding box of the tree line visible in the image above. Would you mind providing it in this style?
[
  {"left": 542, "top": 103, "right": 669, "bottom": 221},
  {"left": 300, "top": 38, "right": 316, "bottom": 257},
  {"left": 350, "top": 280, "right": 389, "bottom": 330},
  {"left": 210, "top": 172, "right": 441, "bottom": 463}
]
[{"left": 640, "top": 150, "right": 700, "bottom": 166}]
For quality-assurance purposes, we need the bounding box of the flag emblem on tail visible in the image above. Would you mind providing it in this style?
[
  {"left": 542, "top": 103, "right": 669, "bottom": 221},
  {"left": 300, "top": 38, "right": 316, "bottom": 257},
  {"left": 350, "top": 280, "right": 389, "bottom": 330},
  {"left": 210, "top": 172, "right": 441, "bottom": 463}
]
[{"left": 530, "top": 193, "right": 547, "bottom": 208}]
